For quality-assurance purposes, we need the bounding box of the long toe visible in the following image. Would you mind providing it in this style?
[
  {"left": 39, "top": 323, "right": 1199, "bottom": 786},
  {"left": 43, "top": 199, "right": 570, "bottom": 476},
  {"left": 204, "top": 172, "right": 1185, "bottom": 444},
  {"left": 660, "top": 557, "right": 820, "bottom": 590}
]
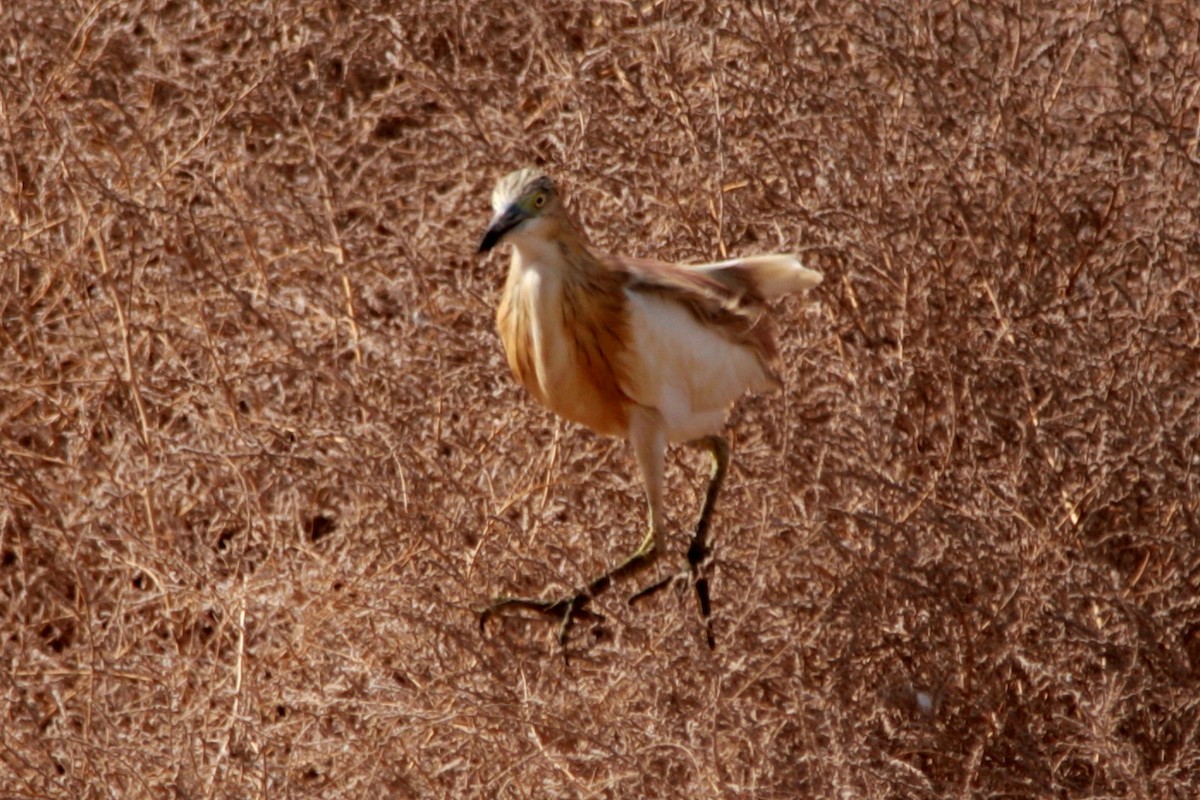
[
  {"left": 479, "top": 593, "right": 603, "bottom": 636},
  {"left": 628, "top": 570, "right": 687, "bottom": 605},
  {"left": 626, "top": 569, "right": 716, "bottom": 648}
]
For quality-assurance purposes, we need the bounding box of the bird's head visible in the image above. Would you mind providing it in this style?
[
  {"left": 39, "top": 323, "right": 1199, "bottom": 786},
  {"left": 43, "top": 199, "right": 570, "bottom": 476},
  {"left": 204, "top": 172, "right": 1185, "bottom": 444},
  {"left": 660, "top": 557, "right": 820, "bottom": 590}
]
[{"left": 478, "top": 168, "right": 562, "bottom": 253}]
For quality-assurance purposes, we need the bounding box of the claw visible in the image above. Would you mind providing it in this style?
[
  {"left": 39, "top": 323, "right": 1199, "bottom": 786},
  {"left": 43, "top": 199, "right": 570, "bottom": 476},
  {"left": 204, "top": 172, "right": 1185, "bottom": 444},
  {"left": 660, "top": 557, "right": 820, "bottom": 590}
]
[{"left": 629, "top": 559, "right": 716, "bottom": 650}]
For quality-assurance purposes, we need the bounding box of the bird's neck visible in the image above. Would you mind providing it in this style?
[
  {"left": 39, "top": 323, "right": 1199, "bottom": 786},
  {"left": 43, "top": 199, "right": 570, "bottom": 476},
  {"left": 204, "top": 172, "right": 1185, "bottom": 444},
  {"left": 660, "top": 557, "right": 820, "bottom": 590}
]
[{"left": 510, "top": 215, "right": 606, "bottom": 282}]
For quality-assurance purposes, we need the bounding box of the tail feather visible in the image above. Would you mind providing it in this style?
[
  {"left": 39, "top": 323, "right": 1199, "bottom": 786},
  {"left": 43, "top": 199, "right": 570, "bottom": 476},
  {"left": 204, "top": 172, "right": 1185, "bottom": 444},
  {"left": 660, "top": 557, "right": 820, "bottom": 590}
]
[{"left": 697, "top": 254, "right": 822, "bottom": 300}]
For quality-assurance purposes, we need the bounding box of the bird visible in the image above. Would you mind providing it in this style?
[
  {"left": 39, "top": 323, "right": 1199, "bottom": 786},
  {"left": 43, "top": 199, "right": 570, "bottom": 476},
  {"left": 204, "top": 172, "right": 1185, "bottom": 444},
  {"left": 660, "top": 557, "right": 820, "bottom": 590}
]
[{"left": 476, "top": 167, "right": 821, "bottom": 648}]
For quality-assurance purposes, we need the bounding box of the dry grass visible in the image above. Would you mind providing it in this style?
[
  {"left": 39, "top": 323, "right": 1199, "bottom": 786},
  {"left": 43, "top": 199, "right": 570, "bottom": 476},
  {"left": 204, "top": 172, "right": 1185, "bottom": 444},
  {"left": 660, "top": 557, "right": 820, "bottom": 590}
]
[{"left": 3, "top": 0, "right": 1199, "bottom": 797}]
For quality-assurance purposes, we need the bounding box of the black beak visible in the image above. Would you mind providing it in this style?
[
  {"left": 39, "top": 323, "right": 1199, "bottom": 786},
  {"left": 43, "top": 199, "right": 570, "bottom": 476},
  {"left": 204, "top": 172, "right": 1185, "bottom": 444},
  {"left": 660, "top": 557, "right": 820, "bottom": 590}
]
[{"left": 478, "top": 206, "right": 525, "bottom": 254}]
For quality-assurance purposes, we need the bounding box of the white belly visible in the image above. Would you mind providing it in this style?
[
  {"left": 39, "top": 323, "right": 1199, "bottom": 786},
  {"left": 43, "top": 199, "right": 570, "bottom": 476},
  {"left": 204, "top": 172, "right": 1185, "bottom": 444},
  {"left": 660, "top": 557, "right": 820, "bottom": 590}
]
[{"left": 620, "top": 290, "right": 775, "bottom": 442}]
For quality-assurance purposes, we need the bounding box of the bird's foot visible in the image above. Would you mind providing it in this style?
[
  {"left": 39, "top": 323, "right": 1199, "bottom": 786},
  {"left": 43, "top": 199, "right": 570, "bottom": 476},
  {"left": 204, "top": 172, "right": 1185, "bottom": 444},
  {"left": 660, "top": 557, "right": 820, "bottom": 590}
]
[
  {"left": 629, "top": 537, "right": 711, "bottom": 602},
  {"left": 686, "top": 539, "right": 711, "bottom": 570},
  {"left": 479, "top": 592, "right": 604, "bottom": 646},
  {"left": 627, "top": 543, "right": 716, "bottom": 649},
  {"left": 627, "top": 570, "right": 687, "bottom": 604}
]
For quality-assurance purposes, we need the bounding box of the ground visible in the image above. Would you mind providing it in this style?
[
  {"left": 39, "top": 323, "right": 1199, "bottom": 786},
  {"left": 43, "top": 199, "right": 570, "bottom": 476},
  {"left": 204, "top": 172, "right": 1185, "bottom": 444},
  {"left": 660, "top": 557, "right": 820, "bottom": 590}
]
[{"left": 2, "top": 1, "right": 1199, "bottom": 797}]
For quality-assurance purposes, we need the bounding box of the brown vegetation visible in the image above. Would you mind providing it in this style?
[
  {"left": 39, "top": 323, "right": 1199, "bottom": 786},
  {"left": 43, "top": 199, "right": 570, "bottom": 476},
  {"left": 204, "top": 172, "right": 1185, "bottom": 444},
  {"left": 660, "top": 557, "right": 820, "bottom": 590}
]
[{"left": 3, "top": 1, "right": 1198, "bottom": 797}]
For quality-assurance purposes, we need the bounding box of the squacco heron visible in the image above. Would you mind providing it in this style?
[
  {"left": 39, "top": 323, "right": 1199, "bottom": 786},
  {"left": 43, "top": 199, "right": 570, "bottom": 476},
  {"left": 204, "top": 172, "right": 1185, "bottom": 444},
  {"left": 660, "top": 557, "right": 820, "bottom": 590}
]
[{"left": 477, "top": 168, "right": 821, "bottom": 648}]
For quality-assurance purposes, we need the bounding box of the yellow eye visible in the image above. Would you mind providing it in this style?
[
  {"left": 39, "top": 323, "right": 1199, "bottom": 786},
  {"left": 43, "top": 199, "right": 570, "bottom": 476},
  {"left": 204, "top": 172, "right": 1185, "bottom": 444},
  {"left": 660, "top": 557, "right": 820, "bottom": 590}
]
[{"left": 532, "top": 193, "right": 547, "bottom": 208}]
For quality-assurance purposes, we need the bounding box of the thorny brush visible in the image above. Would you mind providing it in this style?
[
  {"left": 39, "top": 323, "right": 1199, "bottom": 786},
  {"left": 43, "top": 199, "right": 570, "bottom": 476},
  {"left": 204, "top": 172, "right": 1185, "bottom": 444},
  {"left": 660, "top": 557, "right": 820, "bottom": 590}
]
[{"left": 1, "top": 1, "right": 1198, "bottom": 797}]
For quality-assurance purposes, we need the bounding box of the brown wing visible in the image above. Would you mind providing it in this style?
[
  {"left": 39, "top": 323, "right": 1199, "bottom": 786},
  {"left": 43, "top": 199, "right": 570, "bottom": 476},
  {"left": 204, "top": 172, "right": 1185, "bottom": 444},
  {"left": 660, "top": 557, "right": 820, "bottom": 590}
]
[{"left": 607, "top": 254, "right": 781, "bottom": 375}]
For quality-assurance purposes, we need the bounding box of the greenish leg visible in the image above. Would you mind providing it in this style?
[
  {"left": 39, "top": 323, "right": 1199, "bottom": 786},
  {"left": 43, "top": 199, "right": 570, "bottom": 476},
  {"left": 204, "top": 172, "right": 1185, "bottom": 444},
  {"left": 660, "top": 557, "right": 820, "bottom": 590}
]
[
  {"left": 690, "top": 435, "right": 729, "bottom": 649},
  {"left": 478, "top": 526, "right": 661, "bottom": 647},
  {"left": 629, "top": 435, "right": 729, "bottom": 649},
  {"left": 480, "top": 408, "right": 668, "bottom": 649},
  {"left": 479, "top": 415, "right": 728, "bottom": 650}
]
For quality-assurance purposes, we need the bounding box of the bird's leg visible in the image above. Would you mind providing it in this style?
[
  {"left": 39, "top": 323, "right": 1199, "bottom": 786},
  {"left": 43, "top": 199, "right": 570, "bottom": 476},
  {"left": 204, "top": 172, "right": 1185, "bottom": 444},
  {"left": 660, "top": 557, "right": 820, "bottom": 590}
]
[
  {"left": 479, "top": 409, "right": 668, "bottom": 645},
  {"left": 689, "top": 435, "right": 728, "bottom": 648},
  {"left": 629, "top": 435, "right": 729, "bottom": 648}
]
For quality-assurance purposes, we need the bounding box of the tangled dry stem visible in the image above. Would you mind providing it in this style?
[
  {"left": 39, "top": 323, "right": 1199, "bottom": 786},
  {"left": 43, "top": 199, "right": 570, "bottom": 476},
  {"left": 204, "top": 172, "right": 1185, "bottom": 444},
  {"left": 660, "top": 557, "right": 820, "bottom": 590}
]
[{"left": 2, "top": 1, "right": 1198, "bottom": 797}]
